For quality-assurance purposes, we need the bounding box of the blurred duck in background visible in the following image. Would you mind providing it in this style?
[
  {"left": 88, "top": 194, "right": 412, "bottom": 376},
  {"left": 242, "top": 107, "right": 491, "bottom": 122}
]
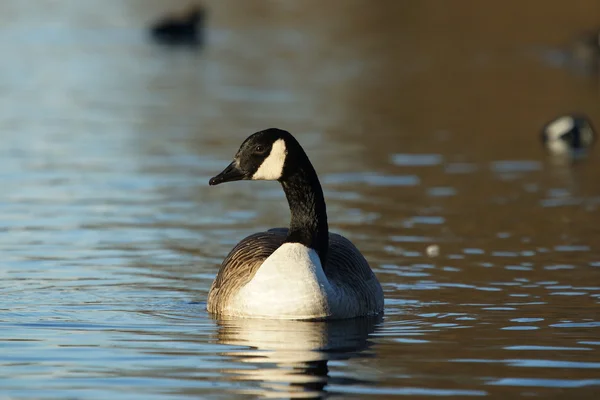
[
  {"left": 570, "top": 28, "right": 600, "bottom": 75},
  {"left": 542, "top": 114, "right": 595, "bottom": 158},
  {"left": 149, "top": 3, "right": 205, "bottom": 47}
]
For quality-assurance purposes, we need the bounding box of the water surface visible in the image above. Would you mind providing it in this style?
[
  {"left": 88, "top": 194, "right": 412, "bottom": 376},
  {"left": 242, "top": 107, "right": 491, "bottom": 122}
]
[{"left": 2, "top": 1, "right": 600, "bottom": 399}]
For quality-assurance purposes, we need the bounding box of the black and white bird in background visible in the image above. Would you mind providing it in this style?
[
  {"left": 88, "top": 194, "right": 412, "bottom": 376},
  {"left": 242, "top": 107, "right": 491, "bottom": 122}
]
[{"left": 542, "top": 114, "right": 595, "bottom": 157}]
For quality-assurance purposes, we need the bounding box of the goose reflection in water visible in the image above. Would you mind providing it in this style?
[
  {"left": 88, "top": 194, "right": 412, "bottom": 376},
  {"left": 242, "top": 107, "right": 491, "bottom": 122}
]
[{"left": 212, "top": 316, "right": 382, "bottom": 399}]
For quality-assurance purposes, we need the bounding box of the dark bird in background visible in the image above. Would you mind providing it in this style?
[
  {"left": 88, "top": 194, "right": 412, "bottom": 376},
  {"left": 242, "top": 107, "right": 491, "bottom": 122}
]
[
  {"left": 542, "top": 114, "right": 595, "bottom": 156},
  {"left": 149, "top": 3, "right": 205, "bottom": 47}
]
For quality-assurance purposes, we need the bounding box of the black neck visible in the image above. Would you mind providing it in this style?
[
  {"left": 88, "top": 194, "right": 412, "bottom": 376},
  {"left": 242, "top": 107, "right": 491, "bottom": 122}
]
[{"left": 281, "top": 162, "right": 329, "bottom": 265}]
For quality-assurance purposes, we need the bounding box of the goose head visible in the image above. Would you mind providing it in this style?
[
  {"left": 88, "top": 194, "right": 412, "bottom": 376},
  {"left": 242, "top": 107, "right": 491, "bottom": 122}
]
[
  {"left": 541, "top": 115, "right": 595, "bottom": 156},
  {"left": 209, "top": 128, "right": 302, "bottom": 185}
]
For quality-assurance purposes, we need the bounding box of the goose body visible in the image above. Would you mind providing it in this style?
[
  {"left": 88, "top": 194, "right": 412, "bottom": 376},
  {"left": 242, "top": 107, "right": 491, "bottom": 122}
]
[
  {"left": 207, "top": 129, "right": 384, "bottom": 320},
  {"left": 231, "top": 243, "right": 333, "bottom": 319}
]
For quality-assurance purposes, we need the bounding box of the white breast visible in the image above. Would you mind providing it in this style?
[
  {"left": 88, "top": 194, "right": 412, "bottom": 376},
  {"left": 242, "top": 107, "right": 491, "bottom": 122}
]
[{"left": 226, "top": 243, "right": 338, "bottom": 319}]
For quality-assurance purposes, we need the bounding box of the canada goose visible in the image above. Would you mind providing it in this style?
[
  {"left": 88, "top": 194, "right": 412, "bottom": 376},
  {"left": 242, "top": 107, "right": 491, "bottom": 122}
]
[
  {"left": 207, "top": 128, "right": 384, "bottom": 319},
  {"left": 541, "top": 114, "right": 595, "bottom": 155},
  {"left": 149, "top": 4, "right": 205, "bottom": 47}
]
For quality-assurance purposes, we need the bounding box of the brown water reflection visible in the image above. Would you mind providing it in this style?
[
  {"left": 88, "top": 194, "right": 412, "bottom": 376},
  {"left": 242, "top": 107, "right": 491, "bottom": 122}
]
[{"left": 1, "top": 0, "right": 600, "bottom": 399}]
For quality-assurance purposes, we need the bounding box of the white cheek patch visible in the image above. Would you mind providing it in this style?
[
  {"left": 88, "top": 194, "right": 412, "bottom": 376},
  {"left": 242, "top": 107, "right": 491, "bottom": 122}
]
[
  {"left": 252, "top": 139, "right": 287, "bottom": 180},
  {"left": 545, "top": 116, "right": 574, "bottom": 142}
]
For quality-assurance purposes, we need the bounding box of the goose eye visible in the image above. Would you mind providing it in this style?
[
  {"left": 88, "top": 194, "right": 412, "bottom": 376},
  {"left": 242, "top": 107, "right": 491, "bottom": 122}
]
[{"left": 255, "top": 145, "right": 266, "bottom": 153}]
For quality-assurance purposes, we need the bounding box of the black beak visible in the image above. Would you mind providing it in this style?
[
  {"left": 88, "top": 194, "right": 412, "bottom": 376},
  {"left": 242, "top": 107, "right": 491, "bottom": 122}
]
[{"left": 209, "top": 161, "right": 246, "bottom": 186}]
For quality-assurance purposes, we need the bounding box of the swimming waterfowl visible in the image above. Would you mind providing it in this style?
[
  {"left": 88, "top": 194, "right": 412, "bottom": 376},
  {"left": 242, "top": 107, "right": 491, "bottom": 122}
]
[
  {"left": 149, "top": 4, "right": 205, "bottom": 47},
  {"left": 207, "top": 128, "right": 384, "bottom": 320},
  {"left": 541, "top": 114, "right": 595, "bottom": 155}
]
